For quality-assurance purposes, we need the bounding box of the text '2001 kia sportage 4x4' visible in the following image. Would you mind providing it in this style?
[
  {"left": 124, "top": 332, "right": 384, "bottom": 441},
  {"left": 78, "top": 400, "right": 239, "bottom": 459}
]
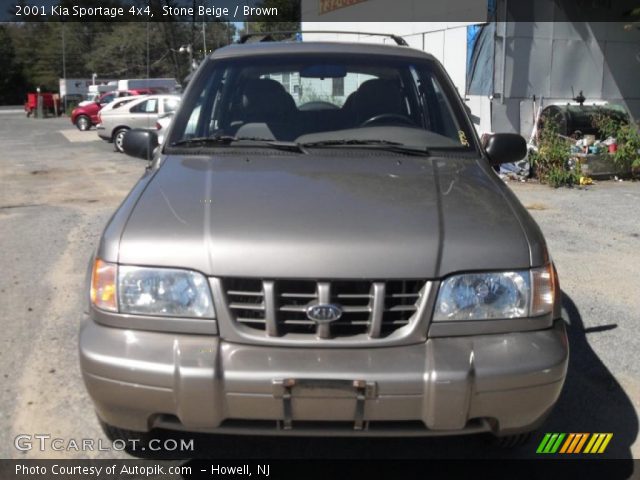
[{"left": 80, "top": 34, "right": 568, "bottom": 447}]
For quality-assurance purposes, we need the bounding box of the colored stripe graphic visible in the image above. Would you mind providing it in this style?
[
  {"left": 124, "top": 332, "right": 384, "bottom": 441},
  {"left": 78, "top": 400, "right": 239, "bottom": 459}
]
[
  {"left": 597, "top": 433, "right": 613, "bottom": 453},
  {"left": 584, "top": 433, "right": 613, "bottom": 454},
  {"left": 559, "top": 433, "right": 575, "bottom": 453},
  {"left": 550, "top": 433, "right": 565, "bottom": 453},
  {"left": 536, "top": 433, "right": 552, "bottom": 453},
  {"left": 584, "top": 433, "right": 599, "bottom": 453},
  {"left": 536, "top": 433, "right": 565, "bottom": 453},
  {"left": 573, "top": 433, "right": 589, "bottom": 453},
  {"left": 537, "top": 433, "right": 613, "bottom": 454},
  {"left": 566, "top": 433, "right": 584, "bottom": 453}
]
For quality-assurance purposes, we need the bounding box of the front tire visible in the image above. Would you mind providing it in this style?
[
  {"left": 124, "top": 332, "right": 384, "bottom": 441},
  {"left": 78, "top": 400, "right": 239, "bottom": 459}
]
[
  {"left": 113, "top": 128, "right": 129, "bottom": 153},
  {"left": 76, "top": 115, "right": 91, "bottom": 131}
]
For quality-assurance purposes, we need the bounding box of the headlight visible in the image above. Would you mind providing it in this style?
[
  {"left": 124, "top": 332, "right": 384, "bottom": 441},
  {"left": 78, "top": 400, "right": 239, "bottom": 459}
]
[
  {"left": 90, "top": 259, "right": 215, "bottom": 318},
  {"left": 433, "top": 265, "right": 555, "bottom": 321},
  {"left": 119, "top": 266, "right": 215, "bottom": 318}
]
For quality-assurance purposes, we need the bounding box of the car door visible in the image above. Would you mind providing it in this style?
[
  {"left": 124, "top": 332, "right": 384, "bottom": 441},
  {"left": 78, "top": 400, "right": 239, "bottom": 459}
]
[{"left": 128, "top": 98, "right": 159, "bottom": 129}]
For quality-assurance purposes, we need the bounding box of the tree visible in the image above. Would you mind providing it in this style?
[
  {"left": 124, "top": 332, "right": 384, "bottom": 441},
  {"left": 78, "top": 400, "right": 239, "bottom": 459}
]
[
  {"left": 0, "top": 25, "right": 27, "bottom": 104},
  {"left": 244, "top": 0, "right": 301, "bottom": 37},
  {"left": 0, "top": 0, "right": 239, "bottom": 101},
  {"left": 86, "top": 23, "right": 164, "bottom": 78}
]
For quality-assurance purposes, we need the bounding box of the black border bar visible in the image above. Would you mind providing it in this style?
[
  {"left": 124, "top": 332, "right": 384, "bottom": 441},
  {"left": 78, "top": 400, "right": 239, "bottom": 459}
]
[{"left": 0, "top": 459, "right": 638, "bottom": 480}]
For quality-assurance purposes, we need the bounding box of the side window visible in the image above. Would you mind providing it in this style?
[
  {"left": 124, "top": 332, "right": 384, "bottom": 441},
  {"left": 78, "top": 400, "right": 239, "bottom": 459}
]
[
  {"left": 100, "top": 94, "right": 114, "bottom": 104},
  {"left": 130, "top": 99, "right": 158, "bottom": 114}
]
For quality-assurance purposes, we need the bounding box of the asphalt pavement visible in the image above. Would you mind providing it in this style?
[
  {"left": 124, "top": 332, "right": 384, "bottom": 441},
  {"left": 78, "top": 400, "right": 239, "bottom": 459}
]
[{"left": 0, "top": 112, "right": 638, "bottom": 467}]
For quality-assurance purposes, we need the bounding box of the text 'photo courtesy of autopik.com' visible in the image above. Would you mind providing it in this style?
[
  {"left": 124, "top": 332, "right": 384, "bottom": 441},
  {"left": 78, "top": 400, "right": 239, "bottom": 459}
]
[{"left": 0, "top": 0, "right": 639, "bottom": 478}]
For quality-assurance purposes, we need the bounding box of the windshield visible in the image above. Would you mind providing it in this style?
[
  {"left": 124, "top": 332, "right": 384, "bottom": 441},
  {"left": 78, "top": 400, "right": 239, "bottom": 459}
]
[{"left": 168, "top": 53, "right": 476, "bottom": 152}]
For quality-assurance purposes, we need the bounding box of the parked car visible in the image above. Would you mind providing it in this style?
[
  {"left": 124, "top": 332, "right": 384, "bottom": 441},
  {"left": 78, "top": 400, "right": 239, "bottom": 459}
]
[
  {"left": 81, "top": 35, "right": 568, "bottom": 449},
  {"left": 70, "top": 89, "right": 156, "bottom": 131},
  {"left": 77, "top": 93, "right": 99, "bottom": 108},
  {"left": 97, "top": 94, "right": 180, "bottom": 152},
  {"left": 154, "top": 112, "right": 174, "bottom": 145},
  {"left": 96, "top": 96, "right": 137, "bottom": 118},
  {"left": 95, "top": 98, "right": 138, "bottom": 144}
]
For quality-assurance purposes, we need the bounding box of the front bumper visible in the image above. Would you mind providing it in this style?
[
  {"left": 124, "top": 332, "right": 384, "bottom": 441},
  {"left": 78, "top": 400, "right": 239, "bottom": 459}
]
[
  {"left": 96, "top": 125, "right": 110, "bottom": 141},
  {"left": 79, "top": 317, "right": 568, "bottom": 437}
]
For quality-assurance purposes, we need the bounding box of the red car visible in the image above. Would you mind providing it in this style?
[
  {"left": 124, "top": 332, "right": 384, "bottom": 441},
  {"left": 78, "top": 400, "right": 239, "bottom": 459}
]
[{"left": 70, "top": 89, "right": 155, "bottom": 131}]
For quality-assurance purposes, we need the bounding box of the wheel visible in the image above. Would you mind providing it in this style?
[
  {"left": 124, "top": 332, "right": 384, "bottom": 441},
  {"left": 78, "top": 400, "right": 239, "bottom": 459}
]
[
  {"left": 360, "top": 113, "right": 414, "bottom": 127},
  {"left": 113, "top": 128, "right": 129, "bottom": 153},
  {"left": 75, "top": 115, "right": 91, "bottom": 131}
]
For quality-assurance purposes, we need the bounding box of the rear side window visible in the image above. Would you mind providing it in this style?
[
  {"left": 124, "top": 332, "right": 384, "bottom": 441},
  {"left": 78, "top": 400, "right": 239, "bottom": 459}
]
[{"left": 130, "top": 99, "right": 158, "bottom": 114}]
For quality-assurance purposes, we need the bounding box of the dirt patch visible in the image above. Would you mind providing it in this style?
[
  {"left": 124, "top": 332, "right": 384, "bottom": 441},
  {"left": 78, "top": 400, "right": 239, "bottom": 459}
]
[
  {"left": 0, "top": 204, "right": 45, "bottom": 210},
  {"left": 1, "top": 165, "right": 134, "bottom": 211},
  {"left": 524, "top": 203, "right": 548, "bottom": 210}
]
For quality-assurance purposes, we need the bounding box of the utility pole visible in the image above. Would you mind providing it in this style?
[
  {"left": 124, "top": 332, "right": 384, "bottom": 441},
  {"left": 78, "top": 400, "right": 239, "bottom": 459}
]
[
  {"left": 191, "top": 0, "right": 196, "bottom": 64},
  {"left": 146, "top": 21, "right": 150, "bottom": 80},
  {"left": 61, "top": 22, "right": 67, "bottom": 113},
  {"left": 201, "top": 0, "right": 206, "bottom": 55},
  {"left": 202, "top": 21, "right": 207, "bottom": 55}
]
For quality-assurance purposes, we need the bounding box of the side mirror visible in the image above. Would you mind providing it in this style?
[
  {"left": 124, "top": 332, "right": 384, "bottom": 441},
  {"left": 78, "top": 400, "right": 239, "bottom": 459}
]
[
  {"left": 483, "top": 133, "right": 527, "bottom": 166},
  {"left": 122, "top": 129, "right": 159, "bottom": 161}
]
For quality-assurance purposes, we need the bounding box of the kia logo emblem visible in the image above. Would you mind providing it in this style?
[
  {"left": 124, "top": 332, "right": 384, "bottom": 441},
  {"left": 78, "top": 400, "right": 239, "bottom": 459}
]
[{"left": 306, "top": 304, "right": 342, "bottom": 323}]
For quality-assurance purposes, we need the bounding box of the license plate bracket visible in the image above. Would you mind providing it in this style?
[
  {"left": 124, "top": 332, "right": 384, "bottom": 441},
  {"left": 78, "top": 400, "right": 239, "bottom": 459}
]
[{"left": 272, "top": 378, "right": 377, "bottom": 431}]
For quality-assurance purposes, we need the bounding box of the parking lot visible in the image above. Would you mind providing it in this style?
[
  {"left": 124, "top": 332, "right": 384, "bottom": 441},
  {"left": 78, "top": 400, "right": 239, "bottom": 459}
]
[{"left": 0, "top": 111, "right": 638, "bottom": 462}]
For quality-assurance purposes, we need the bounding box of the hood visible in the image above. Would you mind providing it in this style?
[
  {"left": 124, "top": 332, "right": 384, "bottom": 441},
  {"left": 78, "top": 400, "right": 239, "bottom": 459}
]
[{"left": 118, "top": 152, "right": 531, "bottom": 279}]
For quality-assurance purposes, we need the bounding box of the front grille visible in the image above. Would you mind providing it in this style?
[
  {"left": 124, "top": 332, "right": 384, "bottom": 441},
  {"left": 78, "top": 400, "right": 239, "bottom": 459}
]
[{"left": 222, "top": 278, "right": 426, "bottom": 339}]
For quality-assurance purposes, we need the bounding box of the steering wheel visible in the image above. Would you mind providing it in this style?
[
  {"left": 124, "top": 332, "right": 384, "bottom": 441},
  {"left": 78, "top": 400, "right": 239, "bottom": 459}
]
[{"left": 360, "top": 113, "right": 414, "bottom": 127}]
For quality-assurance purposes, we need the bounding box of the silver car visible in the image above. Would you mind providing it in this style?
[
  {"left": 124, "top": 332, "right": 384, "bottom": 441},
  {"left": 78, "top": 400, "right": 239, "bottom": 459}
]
[
  {"left": 80, "top": 36, "right": 568, "bottom": 451},
  {"left": 97, "top": 94, "right": 180, "bottom": 152}
]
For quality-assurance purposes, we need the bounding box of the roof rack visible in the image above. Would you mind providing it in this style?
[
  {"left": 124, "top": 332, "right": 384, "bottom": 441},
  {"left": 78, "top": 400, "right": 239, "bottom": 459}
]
[{"left": 238, "top": 30, "right": 409, "bottom": 47}]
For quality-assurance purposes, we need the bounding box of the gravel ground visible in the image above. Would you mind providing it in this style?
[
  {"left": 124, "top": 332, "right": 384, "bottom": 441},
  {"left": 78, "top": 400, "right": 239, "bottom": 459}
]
[
  {"left": 0, "top": 113, "right": 637, "bottom": 469},
  {"left": 505, "top": 179, "right": 640, "bottom": 463}
]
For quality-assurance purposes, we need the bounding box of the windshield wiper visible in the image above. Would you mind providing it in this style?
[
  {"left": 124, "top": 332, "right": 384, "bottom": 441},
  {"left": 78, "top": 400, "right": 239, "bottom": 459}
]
[
  {"left": 171, "top": 135, "right": 265, "bottom": 147},
  {"left": 170, "top": 135, "right": 306, "bottom": 153},
  {"left": 300, "top": 139, "right": 430, "bottom": 156},
  {"left": 302, "top": 139, "right": 403, "bottom": 147}
]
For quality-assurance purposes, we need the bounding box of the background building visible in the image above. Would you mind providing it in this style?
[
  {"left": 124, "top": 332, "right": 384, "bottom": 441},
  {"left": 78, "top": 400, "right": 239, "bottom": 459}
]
[{"left": 302, "top": 0, "right": 640, "bottom": 138}]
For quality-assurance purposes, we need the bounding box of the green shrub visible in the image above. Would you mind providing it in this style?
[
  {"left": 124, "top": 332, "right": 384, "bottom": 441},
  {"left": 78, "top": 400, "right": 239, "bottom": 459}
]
[
  {"left": 546, "top": 166, "right": 580, "bottom": 188},
  {"left": 591, "top": 110, "right": 640, "bottom": 174},
  {"left": 613, "top": 123, "right": 640, "bottom": 172},
  {"left": 590, "top": 110, "right": 623, "bottom": 139},
  {"left": 531, "top": 119, "right": 578, "bottom": 187}
]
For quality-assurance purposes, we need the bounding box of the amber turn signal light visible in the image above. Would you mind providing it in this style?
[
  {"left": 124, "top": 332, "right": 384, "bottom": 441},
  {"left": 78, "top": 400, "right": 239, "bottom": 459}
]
[{"left": 90, "top": 259, "right": 117, "bottom": 312}]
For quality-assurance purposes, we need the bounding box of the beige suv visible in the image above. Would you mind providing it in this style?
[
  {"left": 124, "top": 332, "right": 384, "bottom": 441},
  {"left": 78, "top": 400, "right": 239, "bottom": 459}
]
[{"left": 80, "top": 34, "right": 568, "bottom": 451}]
